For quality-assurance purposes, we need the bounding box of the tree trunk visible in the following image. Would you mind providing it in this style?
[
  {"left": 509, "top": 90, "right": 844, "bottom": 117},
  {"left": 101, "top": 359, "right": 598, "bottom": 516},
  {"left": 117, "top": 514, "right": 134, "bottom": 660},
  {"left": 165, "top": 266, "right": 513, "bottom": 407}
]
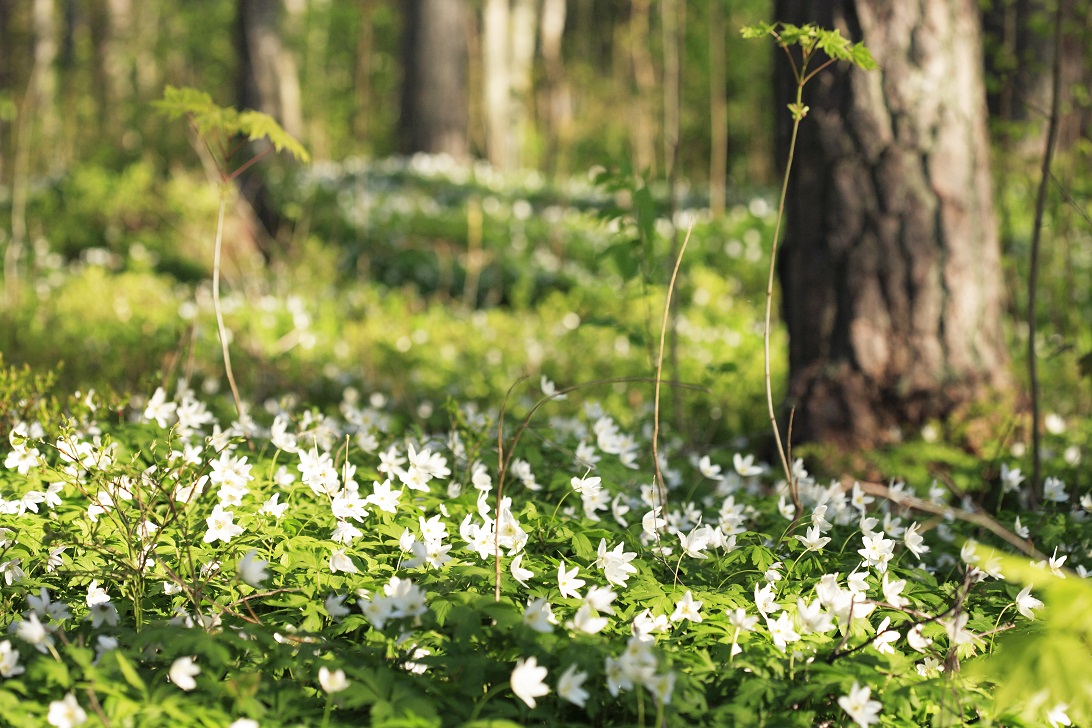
[
  {"left": 398, "top": 0, "right": 470, "bottom": 160},
  {"left": 0, "top": 2, "right": 11, "bottom": 185},
  {"left": 508, "top": 0, "right": 538, "bottom": 170},
  {"left": 538, "top": 0, "right": 571, "bottom": 178},
  {"left": 982, "top": 0, "right": 1090, "bottom": 153},
  {"left": 482, "top": 0, "right": 510, "bottom": 169},
  {"left": 5, "top": 0, "right": 58, "bottom": 307},
  {"left": 235, "top": 0, "right": 303, "bottom": 256},
  {"left": 774, "top": 0, "right": 1010, "bottom": 448},
  {"left": 628, "top": 0, "right": 657, "bottom": 174},
  {"left": 352, "top": 0, "right": 377, "bottom": 141},
  {"left": 235, "top": 0, "right": 303, "bottom": 139},
  {"left": 708, "top": 0, "right": 727, "bottom": 216}
]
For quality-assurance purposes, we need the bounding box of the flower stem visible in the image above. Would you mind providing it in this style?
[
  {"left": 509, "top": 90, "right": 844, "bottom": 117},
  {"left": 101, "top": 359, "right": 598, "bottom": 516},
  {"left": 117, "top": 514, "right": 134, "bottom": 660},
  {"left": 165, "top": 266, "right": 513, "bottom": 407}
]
[
  {"left": 211, "top": 187, "right": 245, "bottom": 422},
  {"left": 765, "top": 83, "right": 803, "bottom": 522}
]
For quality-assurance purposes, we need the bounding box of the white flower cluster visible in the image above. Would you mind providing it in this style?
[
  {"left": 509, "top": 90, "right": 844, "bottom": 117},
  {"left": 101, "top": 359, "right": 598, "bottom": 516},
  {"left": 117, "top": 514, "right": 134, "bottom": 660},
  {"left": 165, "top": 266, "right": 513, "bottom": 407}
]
[{"left": 357, "top": 576, "right": 429, "bottom": 631}]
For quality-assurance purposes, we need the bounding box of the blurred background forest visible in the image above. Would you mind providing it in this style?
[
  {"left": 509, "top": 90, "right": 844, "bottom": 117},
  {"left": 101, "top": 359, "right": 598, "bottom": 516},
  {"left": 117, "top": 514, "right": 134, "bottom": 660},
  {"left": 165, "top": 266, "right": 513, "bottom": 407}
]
[
  {"left": 0, "top": 0, "right": 1090, "bottom": 474},
  {"left": 0, "top": 0, "right": 779, "bottom": 191}
]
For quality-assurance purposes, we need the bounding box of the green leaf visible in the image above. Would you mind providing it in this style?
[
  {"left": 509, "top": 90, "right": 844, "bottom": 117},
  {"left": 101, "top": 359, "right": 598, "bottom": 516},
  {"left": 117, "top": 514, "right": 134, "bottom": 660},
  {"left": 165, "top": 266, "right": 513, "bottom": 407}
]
[
  {"left": 850, "top": 42, "right": 880, "bottom": 71},
  {"left": 816, "top": 28, "right": 853, "bottom": 61},
  {"left": 740, "top": 21, "right": 776, "bottom": 39},
  {"left": 777, "top": 23, "right": 816, "bottom": 47},
  {"left": 740, "top": 22, "right": 877, "bottom": 73},
  {"left": 0, "top": 691, "right": 40, "bottom": 728},
  {"left": 111, "top": 651, "right": 148, "bottom": 694},
  {"left": 156, "top": 85, "right": 310, "bottom": 165},
  {"left": 966, "top": 547, "right": 1092, "bottom": 724},
  {"left": 570, "top": 532, "right": 595, "bottom": 561},
  {"left": 238, "top": 110, "right": 311, "bottom": 163}
]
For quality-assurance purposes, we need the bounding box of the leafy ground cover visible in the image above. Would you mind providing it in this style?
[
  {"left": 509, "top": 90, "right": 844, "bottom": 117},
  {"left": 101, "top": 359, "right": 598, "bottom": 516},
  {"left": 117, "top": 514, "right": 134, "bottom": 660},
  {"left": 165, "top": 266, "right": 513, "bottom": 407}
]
[
  {"left": 0, "top": 156, "right": 784, "bottom": 447},
  {"left": 0, "top": 152, "right": 1089, "bottom": 726},
  {"left": 0, "top": 352, "right": 1091, "bottom": 726}
]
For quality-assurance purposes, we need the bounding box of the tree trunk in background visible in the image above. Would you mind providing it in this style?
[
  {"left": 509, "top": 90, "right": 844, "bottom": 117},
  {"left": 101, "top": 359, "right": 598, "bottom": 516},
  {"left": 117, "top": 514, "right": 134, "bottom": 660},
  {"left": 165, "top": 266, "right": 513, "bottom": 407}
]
[
  {"left": 235, "top": 0, "right": 303, "bottom": 254},
  {"left": 398, "top": 0, "right": 470, "bottom": 160},
  {"left": 482, "top": 0, "right": 510, "bottom": 169},
  {"left": 87, "top": 1, "right": 111, "bottom": 140},
  {"left": 539, "top": 0, "right": 571, "bottom": 178},
  {"left": 982, "top": 0, "right": 1090, "bottom": 152},
  {"left": 352, "top": 0, "right": 377, "bottom": 141},
  {"left": 5, "top": 0, "right": 58, "bottom": 307},
  {"left": 31, "top": 0, "right": 59, "bottom": 168},
  {"left": 131, "top": 0, "right": 158, "bottom": 97},
  {"left": 236, "top": 0, "right": 302, "bottom": 139},
  {"left": 0, "top": 2, "right": 11, "bottom": 185},
  {"left": 508, "top": 0, "right": 538, "bottom": 170},
  {"left": 103, "top": 0, "right": 132, "bottom": 109},
  {"left": 774, "top": 0, "right": 1010, "bottom": 448},
  {"left": 708, "top": 0, "right": 727, "bottom": 216},
  {"left": 480, "top": 0, "right": 537, "bottom": 172},
  {"left": 287, "top": 0, "right": 328, "bottom": 158},
  {"left": 661, "top": 0, "right": 685, "bottom": 429},
  {"left": 628, "top": 0, "right": 657, "bottom": 174},
  {"left": 660, "top": 0, "right": 682, "bottom": 182}
]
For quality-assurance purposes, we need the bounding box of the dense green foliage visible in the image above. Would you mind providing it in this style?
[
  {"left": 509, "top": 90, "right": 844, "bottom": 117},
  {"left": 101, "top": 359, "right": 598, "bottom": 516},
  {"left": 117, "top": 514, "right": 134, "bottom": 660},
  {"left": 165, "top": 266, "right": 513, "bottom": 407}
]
[
  {"left": 0, "top": 347, "right": 1090, "bottom": 727},
  {"left": 0, "top": 151, "right": 1088, "bottom": 725},
  {"left": 0, "top": 4, "right": 1090, "bottom": 726}
]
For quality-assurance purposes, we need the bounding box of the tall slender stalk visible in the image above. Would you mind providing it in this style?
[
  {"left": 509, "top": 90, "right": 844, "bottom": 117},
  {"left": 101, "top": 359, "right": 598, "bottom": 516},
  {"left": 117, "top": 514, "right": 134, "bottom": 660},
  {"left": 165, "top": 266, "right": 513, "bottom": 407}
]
[
  {"left": 653, "top": 224, "right": 694, "bottom": 513},
  {"left": 211, "top": 189, "right": 245, "bottom": 421},
  {"left": 765, "top": 66, "right": 807, "bottom": 520},
  {"left": 159, "top": 87, "right": 306, "bottom": 424},
  {"left": 1026, "top": 0, "right": 1064, "bottom": 509},
  {"left": 662, "top": 0, "right": 686, "bottom": 431},
  {"left": 745, "top": 22, "right": 873, "bottom": 521}
]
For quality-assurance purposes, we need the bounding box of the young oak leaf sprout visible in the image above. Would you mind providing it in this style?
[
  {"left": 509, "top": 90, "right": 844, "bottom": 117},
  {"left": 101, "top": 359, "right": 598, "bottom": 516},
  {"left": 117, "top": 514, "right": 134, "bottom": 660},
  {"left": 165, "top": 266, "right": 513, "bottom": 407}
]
[{"left": 155, "top": 87, "right": 309, "bottom": 421}]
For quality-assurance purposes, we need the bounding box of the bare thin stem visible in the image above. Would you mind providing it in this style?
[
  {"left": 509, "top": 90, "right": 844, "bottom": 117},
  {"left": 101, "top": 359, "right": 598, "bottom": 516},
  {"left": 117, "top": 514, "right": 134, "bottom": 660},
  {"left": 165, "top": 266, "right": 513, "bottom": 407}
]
[
  {"left": 229, "top": 145, "right": 274, "bottom": 182},
  {"left": 652, "top": 223, "right": 693, "bottom": 514},
  {"left": 494, "top": 376, "right": 526, "bottom": 601},
  {"left": 1026, "top": 0, "right": 1064, "bottom": 509},
  {"left": 1048, "top": 171, "right": 1092, "bottom": 227},
  {"left": 765, "top": 84, "right": 804, "bottom": 517},
  {"left": 211, "top": 190, "right": 245, "bottom": 421}
]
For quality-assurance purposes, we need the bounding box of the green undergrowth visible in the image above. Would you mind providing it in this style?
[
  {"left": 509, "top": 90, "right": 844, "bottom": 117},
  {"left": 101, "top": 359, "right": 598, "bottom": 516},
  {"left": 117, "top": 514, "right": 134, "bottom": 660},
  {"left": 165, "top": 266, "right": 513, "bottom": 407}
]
[{"left": 0, "top": 366, "right": 1089, "bottom": 727}]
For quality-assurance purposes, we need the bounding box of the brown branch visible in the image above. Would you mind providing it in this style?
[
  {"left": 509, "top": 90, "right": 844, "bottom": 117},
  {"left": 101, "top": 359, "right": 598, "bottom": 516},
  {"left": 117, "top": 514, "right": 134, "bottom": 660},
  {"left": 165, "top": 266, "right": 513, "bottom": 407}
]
[{"left": 847, "top": 478, "right": 1047, "bottom": 561}]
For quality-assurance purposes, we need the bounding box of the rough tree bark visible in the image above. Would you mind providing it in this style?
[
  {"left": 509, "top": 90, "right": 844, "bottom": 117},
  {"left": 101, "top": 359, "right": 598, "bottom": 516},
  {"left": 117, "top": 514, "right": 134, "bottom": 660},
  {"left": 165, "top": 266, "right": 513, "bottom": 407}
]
[
  {"left": 774, "top": 0, "right": 1010, "bottom": 448},
  {"left": 398, "top": 0, "right": 470, "bottom": 160}
]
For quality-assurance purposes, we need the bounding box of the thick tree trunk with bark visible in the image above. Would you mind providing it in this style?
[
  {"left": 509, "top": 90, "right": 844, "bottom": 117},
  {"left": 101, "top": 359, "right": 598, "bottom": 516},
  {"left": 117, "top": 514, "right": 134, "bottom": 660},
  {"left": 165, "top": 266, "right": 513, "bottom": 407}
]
[
  {"left": 398, "top": 0, "right": 470, "bottom": 160},
  {"left": 774, "top": 0, "right": 1010, "bottom": 448}
]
